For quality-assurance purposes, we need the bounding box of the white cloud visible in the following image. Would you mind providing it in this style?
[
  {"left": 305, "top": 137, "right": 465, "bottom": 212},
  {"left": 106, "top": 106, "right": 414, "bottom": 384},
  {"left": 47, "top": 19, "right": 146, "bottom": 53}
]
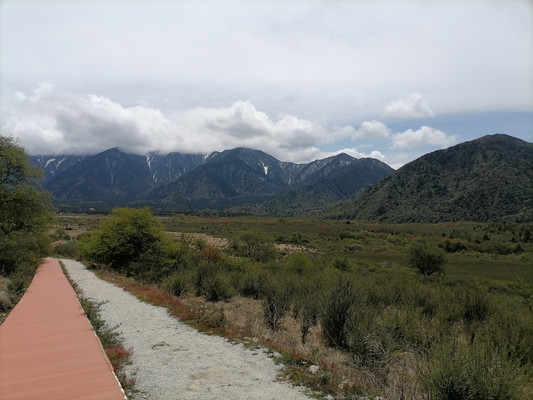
[
  {"left": 4, "top": 86, "right": 373, "bottom": 163},
  {"left": 355, "top": 120, "right": 392, "bottom": 139},
  {"left": 384, "top": 93, "right": 435, "bottom": 119},
  {"left": 31, "top": 83, "right": 54, "bottom": 101},
  {"left": 2, "top": 1, "right": 531, "bottom": 120},
  {"left": 0, "top": 85, "right": 463, "bottom": 167},
  {"left": 331, "top": 120, "right": 391, "bottom": 142},
  {"left": 391, "top": 126, "right": 457, "bottom": 150},
  {"left": 337, "top": 148, "right": 386, "bottom": 161}
]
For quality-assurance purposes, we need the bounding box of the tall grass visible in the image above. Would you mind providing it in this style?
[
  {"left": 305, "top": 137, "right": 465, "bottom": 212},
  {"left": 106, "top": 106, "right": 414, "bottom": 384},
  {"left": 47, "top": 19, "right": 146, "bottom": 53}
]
[{"left": 59, "top": 214, "right": 533, "bottom": 399}]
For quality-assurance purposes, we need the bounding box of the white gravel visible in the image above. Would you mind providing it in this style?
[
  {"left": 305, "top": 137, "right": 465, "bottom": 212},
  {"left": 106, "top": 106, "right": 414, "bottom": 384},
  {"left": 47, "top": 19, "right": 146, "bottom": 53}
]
[{"left": 61, "top": 259, "right": 311, "bottom": 400}]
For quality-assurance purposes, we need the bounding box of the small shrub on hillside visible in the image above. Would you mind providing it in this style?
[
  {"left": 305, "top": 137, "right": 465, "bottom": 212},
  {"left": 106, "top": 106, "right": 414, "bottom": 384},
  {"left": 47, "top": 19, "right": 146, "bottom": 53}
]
[
  {"left": 346, "top": 306, "right": 383, "bottom": 367},
  {"left": 289, "top": 232, "right": 310, "bottom": 245},
  {"left": 231, "top": 232, "right": 278, "bottom": 262},
  {"left": 201, "top": 247, "right": 223, "bottom": 263}
]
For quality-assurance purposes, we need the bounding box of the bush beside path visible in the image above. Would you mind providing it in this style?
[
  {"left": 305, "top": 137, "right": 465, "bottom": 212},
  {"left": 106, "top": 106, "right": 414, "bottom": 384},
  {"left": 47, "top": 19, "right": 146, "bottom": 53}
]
[{"left": 62, "top": 259, "right": 311, "bottom": 400}]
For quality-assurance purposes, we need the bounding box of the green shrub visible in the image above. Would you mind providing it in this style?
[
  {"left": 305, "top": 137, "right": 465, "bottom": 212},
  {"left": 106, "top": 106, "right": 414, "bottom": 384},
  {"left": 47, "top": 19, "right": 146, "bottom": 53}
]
[
  {"left": 423, "top": 337, "right": 525, "bottom": 400},
  {"left": 285, "top": 252, "right": 314, "bottom": 275},
  {"left": 290, "top": 232, "right": 310, "bottom": 245},
  {"left": 462, "top": 288, "right": 490, "bottom": 324},
  {"left": 231, "top": 231, "right": 278, "bottom": 262},
  {"left": 332, "top": 256, "right": 352, "bottom": 272},
  {"left": 321, "top": 276, "right": 360, "bottom": 349},
  {"left": 234, "top": 263, "right": 263, "bottom": 299},
  {"left": 80, "top": 207, "right": 171, "bottom": 276},
  {"left": 345, "top": 305, "right": 382, "bottom": 366},
  {"left": 407, "top": 241, "right": 446, "bottom": 276},
  {"left": 53, "top": 241, "right": 81, "bottom": 259},
  {"left": 292, "top": 276, "right": 323, "bottom": 344},
  {"left": 261, "top": 275, "right": 293, "bottom": 330},
  {"left": 203, "top": 273, "right": 234, "bottom": 302},
  {"left": 0, "top": 136, "right": 54, "bottom": 277},
  {"left": 193, "top": 260, "right": 234, "bottom": 302},
  {"left": 162, "top": 272, "right": 191, "bottom": 297}
]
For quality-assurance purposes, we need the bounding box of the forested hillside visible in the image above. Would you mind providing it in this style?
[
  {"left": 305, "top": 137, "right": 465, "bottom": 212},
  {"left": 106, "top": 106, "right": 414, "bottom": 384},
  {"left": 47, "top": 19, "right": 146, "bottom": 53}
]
[{"left": 334, "top": 134, "right": 533, "bottom": 222}]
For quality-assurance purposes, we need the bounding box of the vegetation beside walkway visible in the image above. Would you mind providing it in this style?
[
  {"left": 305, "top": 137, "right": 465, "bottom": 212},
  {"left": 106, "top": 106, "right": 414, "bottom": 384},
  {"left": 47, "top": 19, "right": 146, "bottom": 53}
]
[
  {"left": 55, "top": 209, "right": 533, "bottom": 399},
  {"left": 0, "top": 136, "right": 54, "bottom": 323}
]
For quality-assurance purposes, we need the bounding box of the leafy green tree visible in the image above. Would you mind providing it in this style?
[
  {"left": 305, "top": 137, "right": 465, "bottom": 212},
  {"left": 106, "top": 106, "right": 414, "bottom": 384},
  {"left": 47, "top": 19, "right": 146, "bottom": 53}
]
[
  {"left": 81, "top": 207, "right": 176, "bottom": 280},
  {"left": 0, "top": 136, "right": 54, "bottom": 277},
  {"left": 407, "top": 241, "right": 446, "bottom": 276}
]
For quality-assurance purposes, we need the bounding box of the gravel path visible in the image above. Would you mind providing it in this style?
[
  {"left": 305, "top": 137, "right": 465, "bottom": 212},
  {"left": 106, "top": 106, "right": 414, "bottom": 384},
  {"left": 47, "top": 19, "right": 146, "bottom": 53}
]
[{"left": 62, "top": 259, "right": 311, "bottom": 400}]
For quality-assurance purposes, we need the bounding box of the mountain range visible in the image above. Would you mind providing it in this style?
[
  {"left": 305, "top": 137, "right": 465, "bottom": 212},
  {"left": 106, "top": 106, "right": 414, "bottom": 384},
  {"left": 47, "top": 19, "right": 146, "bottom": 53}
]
[
  {"left": 30, "top": 134, "right": 532, "bottom": 221},
  {"left": 30, "top": 147, "right": 393, "bottom": 212}
]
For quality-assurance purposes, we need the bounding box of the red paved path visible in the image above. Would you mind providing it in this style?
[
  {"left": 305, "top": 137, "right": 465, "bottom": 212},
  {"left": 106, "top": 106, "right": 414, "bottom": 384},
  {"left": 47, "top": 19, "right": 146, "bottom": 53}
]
[{"left": 0, "top": 258, "right": 127, "bottom": 400}]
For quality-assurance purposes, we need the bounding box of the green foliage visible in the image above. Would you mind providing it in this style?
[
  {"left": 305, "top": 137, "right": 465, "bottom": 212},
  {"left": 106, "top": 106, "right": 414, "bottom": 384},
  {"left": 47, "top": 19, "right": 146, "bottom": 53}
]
[
  {"left": 81, "top": 207, "right": 181, "bottom": 282},
  {"left": 332, "top": 256, "right": 352, "bottom": 272},
  {"left": 74, "top": 214, "right": 533, "bottom": 397},
  {"left": 0, "top": 136, "right": 54, "bottom": 277},
  {"left": 232, "top": 231, "right": 278, "bottom": 262},
  {"left": 53, "top": 241, "right": 82, "bottom": 259},
  {"left": 335, "top": 134, "right": 533, "bottom": 222},
  {"left": 321, "top": 276, "right": 359, "bottom": 349},
  {"left": 194, "top": 261, "right": 234, "bottom": 302},
  {"left": 292, "top": 276, "right": 323, "bottom": 344},
  {"left": 81, "top": 207, "right": 163, "bottom": 270},
  {"left": 408, "top": 241, "right": 446, "bottom": 276},
  {"left": 285, "top": 252, "right": 314, "bottom": 275},
  {"left": 261, "top": 274, "right": 294, "bottom": 330},
  {"left": 423, "top": 336, "right": 525, "bottom": 400},
  {"left": 162, "top": 271, "right": 191, "bottom": 296}
]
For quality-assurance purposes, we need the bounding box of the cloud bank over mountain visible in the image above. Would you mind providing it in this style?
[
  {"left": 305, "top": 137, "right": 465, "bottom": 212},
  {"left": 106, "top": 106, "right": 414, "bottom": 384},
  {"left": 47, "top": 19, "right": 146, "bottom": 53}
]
[
  {"left": 4, "top": 85, "right": 460, "bottom": 165},
  {"left": 1, "top": 1, "right": 531, "bottom": 167}
]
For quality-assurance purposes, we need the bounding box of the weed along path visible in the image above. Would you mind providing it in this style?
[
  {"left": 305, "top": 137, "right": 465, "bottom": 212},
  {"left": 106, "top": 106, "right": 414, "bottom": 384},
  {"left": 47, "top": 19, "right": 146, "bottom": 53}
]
[
  {"left": 61, "top": 259, "right": 311, "bottom": 400},
  {"left": 0, "top": 258, "right": 126, "bottom": 400}
]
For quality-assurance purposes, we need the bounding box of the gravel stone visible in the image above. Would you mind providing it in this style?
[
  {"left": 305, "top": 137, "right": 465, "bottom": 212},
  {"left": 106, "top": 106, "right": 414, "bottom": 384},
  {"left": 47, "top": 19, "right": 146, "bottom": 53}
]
[{"left": 62, "top": 259, "right": 311, "bottom": 400}]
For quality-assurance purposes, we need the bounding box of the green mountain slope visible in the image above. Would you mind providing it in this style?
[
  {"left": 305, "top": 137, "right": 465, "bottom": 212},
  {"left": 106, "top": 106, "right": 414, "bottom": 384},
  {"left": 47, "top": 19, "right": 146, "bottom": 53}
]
[
  {"left": 235, "top": 158, "right": 394, "bottom": 215},
  {"left": 333, "top": 134, "right": 533, "bottom": 222}
]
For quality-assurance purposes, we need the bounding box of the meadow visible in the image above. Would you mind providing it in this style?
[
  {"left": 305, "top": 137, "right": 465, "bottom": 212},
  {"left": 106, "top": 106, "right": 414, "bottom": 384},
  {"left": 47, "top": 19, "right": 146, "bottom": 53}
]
[{"left": 54, "top": 212, "right": 533, "bottom": 400}]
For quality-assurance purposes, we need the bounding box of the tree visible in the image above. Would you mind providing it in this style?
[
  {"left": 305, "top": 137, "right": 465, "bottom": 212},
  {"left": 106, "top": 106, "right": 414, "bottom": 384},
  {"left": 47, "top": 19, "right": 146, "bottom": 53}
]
[
  {"left": 81, "top": 207, "right": 177, "bottom": 281},
  {"left": 0, "top": 136, "right": 54, "bottom": 276},
  {"left": 407, "top": 241, "right": 446, "bottom": 276}
]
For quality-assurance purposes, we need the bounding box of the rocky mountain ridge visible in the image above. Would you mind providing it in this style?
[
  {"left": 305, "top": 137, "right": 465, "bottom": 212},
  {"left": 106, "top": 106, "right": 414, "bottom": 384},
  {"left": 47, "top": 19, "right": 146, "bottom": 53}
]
[{"left": 30, "top": 147, "right": 394, "bottom": 212}]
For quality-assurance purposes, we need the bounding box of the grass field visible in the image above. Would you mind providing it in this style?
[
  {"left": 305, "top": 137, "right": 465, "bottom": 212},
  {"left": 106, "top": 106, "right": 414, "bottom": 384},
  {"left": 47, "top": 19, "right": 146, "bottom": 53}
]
[{"left": 54, "top": 213, "right": 533, "bottom": 399}]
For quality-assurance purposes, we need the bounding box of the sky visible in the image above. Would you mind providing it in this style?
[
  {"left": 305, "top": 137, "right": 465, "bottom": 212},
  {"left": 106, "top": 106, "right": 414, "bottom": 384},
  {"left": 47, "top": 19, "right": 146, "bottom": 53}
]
[{"left": 1, "top": 0, "right": 532, "bottom": 169}]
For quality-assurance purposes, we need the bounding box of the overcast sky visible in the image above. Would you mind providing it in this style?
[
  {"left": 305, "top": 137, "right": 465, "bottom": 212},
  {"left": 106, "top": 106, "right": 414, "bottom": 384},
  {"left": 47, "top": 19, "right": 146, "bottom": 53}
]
[{"left": 1, "top": 0, "right": 532, "bottom": 168}]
